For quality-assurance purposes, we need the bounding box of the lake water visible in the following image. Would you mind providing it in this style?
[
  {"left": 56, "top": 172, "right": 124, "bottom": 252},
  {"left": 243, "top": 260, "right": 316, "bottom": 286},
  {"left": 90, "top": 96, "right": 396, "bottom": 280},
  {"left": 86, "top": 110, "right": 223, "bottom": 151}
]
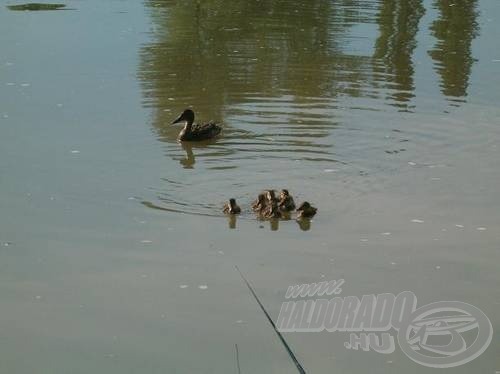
[{"left": 1, "top": 0, "right": 499, "bottom": 372}]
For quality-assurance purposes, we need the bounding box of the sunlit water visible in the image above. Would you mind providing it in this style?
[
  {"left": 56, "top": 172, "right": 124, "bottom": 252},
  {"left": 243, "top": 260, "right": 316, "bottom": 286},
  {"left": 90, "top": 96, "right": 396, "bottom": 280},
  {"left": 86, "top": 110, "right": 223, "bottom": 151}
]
[{"left": 1, "top": 0, "right": 499, "bottom": 373}]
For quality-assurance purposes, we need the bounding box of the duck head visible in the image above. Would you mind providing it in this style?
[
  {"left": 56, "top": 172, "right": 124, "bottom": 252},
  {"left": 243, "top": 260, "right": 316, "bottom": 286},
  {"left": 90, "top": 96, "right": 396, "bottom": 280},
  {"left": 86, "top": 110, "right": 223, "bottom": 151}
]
[
  {"left": 280, "top": 189, "right": 290, "bottom": 199},
  {"left": 265, "top": 190, "right": 276, "bottom": 202},
  {"left": 172, "top": 109, "right": 195, "bottom": 125},
  {"left": 229, "top": 198, "right": 237, "bottom": 208}
]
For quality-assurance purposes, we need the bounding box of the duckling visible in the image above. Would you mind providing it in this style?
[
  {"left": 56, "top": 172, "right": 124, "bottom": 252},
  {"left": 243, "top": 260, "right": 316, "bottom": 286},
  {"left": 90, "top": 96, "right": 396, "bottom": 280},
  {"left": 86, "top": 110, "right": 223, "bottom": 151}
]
[
  {"left": 262, "top": 200, "right": 282, "bottom": 219},
  {"left": 296, "top": 201, "right": 317, "bottom": 219},
  {"left": 223, "top": 198, "right": 241, "bottom": 214},
  {"left": 252, "top": 193, "right": 267, "bottom": 212},
  {"left": 171, "top": 109, "right": 221, "bottom": 141},
  {"left": 278, "top": 189, "right": 296, "bottom": 211},
  {"left": 264, "top": 189, "right": 278, "bottom": 205}
]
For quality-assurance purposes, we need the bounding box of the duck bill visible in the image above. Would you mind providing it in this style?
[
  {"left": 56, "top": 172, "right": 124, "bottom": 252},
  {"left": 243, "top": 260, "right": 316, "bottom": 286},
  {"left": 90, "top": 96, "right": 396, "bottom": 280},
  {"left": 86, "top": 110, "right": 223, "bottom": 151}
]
[{"left": 171, "top": 114, "right": 184, "bottom": 125}]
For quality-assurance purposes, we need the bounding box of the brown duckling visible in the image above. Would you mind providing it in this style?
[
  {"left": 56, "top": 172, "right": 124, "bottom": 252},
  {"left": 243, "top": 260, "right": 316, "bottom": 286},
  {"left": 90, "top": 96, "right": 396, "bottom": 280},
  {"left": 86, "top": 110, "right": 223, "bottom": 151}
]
[
  {"left": 296, "top": 201, "right": 317, "bottom": 219},
  {"left": 252, "top": 193, "right": 267, "bottom": 212},
  {"left": 278, "top": 189, "right": 296, "bottom": 211},
  {"left": 262, "top": 200, "right": 282, "bottom": 219},
  {"left": 223, "top": 198, "right": 241, "bottom": 214},
  {"left": 264, "top": 189, "right": 278, "bottom": 204}
]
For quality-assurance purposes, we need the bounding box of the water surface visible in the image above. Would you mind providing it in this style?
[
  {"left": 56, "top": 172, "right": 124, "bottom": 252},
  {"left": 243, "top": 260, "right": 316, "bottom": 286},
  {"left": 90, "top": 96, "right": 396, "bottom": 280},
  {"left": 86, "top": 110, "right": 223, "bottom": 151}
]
[{"left": 1, "top": 0, "right": 499, "bottom": 372}]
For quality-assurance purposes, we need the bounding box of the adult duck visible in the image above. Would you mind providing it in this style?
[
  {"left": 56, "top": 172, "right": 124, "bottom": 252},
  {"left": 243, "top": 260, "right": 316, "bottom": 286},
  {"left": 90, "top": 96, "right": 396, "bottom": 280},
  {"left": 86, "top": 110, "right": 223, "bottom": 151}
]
[{"left": 171, "top": 109, "right": 221, "bottom": 141}]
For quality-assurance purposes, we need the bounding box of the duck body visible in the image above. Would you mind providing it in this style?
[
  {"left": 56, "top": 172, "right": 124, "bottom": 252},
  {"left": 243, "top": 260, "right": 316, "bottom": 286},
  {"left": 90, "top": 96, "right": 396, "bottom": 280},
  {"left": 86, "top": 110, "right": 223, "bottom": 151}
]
[
  {"left": 172, "top": 109, "right": 221, "bottom": 141},
  {"left": 252, "top": 193, "right": 267, "bottom": 213},
  {"left": 296, "top": 201, "right": 317, "bottom": 219},
  {"left": 262, "top": 201, "right": 281, "bottom": 219},
  {"left": 223, "top": 198, "right": 241, "bottom": 214}
]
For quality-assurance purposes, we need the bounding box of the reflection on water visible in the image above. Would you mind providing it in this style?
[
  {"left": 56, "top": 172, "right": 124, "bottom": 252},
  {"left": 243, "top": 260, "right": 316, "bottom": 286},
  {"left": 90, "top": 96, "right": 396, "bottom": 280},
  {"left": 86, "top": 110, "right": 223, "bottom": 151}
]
[
  {"left": 429, "top": 0, "right": 479, "bottom": 101},
  {"left": 139, "top": 0, "right": 480, "bottom": 219},
  {"left": 373, "top": 0, "right": 425, "bottom": 110}
]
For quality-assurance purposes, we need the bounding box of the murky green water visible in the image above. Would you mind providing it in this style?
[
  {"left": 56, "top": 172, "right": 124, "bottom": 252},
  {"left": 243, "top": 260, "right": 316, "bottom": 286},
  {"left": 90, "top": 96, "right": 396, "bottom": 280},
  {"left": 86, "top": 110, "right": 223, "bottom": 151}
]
[{"left": 1, "top": 0, "right": 499, "bottom": 372}]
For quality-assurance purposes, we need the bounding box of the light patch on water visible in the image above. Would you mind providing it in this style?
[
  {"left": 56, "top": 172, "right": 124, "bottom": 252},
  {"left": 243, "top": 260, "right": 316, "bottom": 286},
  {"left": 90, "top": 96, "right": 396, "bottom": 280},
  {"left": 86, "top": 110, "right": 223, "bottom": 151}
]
[
  {"left": 140, "top": 239, "right": 153, "bottom": 244},
  {"left": 179, "top": 284, "right": 188, "bottom": 289},
  {"left": 455, "top": 224, "right": 464, "bottom": 228},
  {"left": 198, "top": 285, "right": 208, "bottom": 290},
  {"left": 411, "top": 219, "right": 424, "bottom": 223},
  {"left": 70, "top": 150, "right": 80, "bottom": 154},
  {"left": 477, "top": 227, "right": 487, "bottom": 231}
]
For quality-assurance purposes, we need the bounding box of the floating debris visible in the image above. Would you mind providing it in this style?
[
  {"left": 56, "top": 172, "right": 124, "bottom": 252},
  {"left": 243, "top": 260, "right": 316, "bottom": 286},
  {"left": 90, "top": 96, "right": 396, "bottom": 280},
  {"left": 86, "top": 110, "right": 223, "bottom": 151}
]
[
  {"left": 381, "top": 232, "right": 391, "bottom": 236},
  {"left": 140, "top": 240, "right": 152, "bottom": 244},
  {"left": 70, "top": 150, "right": 80, "bottom": 154},
  {"left": 408, "top": 161, "right": 417, "bottom": 166},
  {"left": 324, "top": 169, "right": 338, "bottom": 173},
  {"left": 477, "top": 227, "right": 486, "bottom": 231},
  {"left": 7, "top": 3, "right": 66, "bottom": 11},
  {"left": 455, "top": 224, "right": 464, "bottom": 228},
  {"left": 411, "top": 219, "right": 424, "bottom": 223},
  {"left": 198, "top": 285, "right": 208, "bottom": 290},
  {"left": 179, "top": 284, "right": 188, "bottom": 289}
]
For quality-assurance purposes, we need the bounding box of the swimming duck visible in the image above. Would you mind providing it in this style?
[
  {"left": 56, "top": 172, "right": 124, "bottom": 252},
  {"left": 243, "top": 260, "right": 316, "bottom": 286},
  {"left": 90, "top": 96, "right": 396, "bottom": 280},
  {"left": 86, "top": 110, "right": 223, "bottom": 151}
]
[
  {"left": 252, "top": 193, "right": 267, "bottom": 212},
  {"left": 223, "top": 198, "right": 241, "bottom": 214},
  {"left": 262, "top": 200, "right": 282, "bottom": 219},
  {"left": 171, "top": 109, "right": 221, "bottom": 141},
  {"left": 296, "top": 201, "right": 317, "bottom": 219},
  {"left": 278, "top": 189, "right": 296, "bottom": 211}
]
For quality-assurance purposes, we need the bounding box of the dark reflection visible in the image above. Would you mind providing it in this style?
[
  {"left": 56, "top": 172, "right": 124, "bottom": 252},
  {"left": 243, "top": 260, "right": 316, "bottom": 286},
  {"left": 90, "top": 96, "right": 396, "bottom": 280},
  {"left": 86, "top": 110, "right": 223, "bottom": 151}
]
[
  {"left": 269, "top": 218, "right": 280, "bottom": 231},
  {"left": 296, "top": 218, "right": 312, "bottom": 231},
  {"left": 429, "top": 0, "right": 479, "bottom": 101},
  {"left": 227, "top": 214, "right": 237, "bottom": 229},
  {"left": 179, "top": 142, "right": 196, "bottom": 168},
  {"left": 140, "top": 0, "right": 379, "bottom": 142},
  {"left": 373, "top": 0, "right": 425, "bottom": 110}
]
